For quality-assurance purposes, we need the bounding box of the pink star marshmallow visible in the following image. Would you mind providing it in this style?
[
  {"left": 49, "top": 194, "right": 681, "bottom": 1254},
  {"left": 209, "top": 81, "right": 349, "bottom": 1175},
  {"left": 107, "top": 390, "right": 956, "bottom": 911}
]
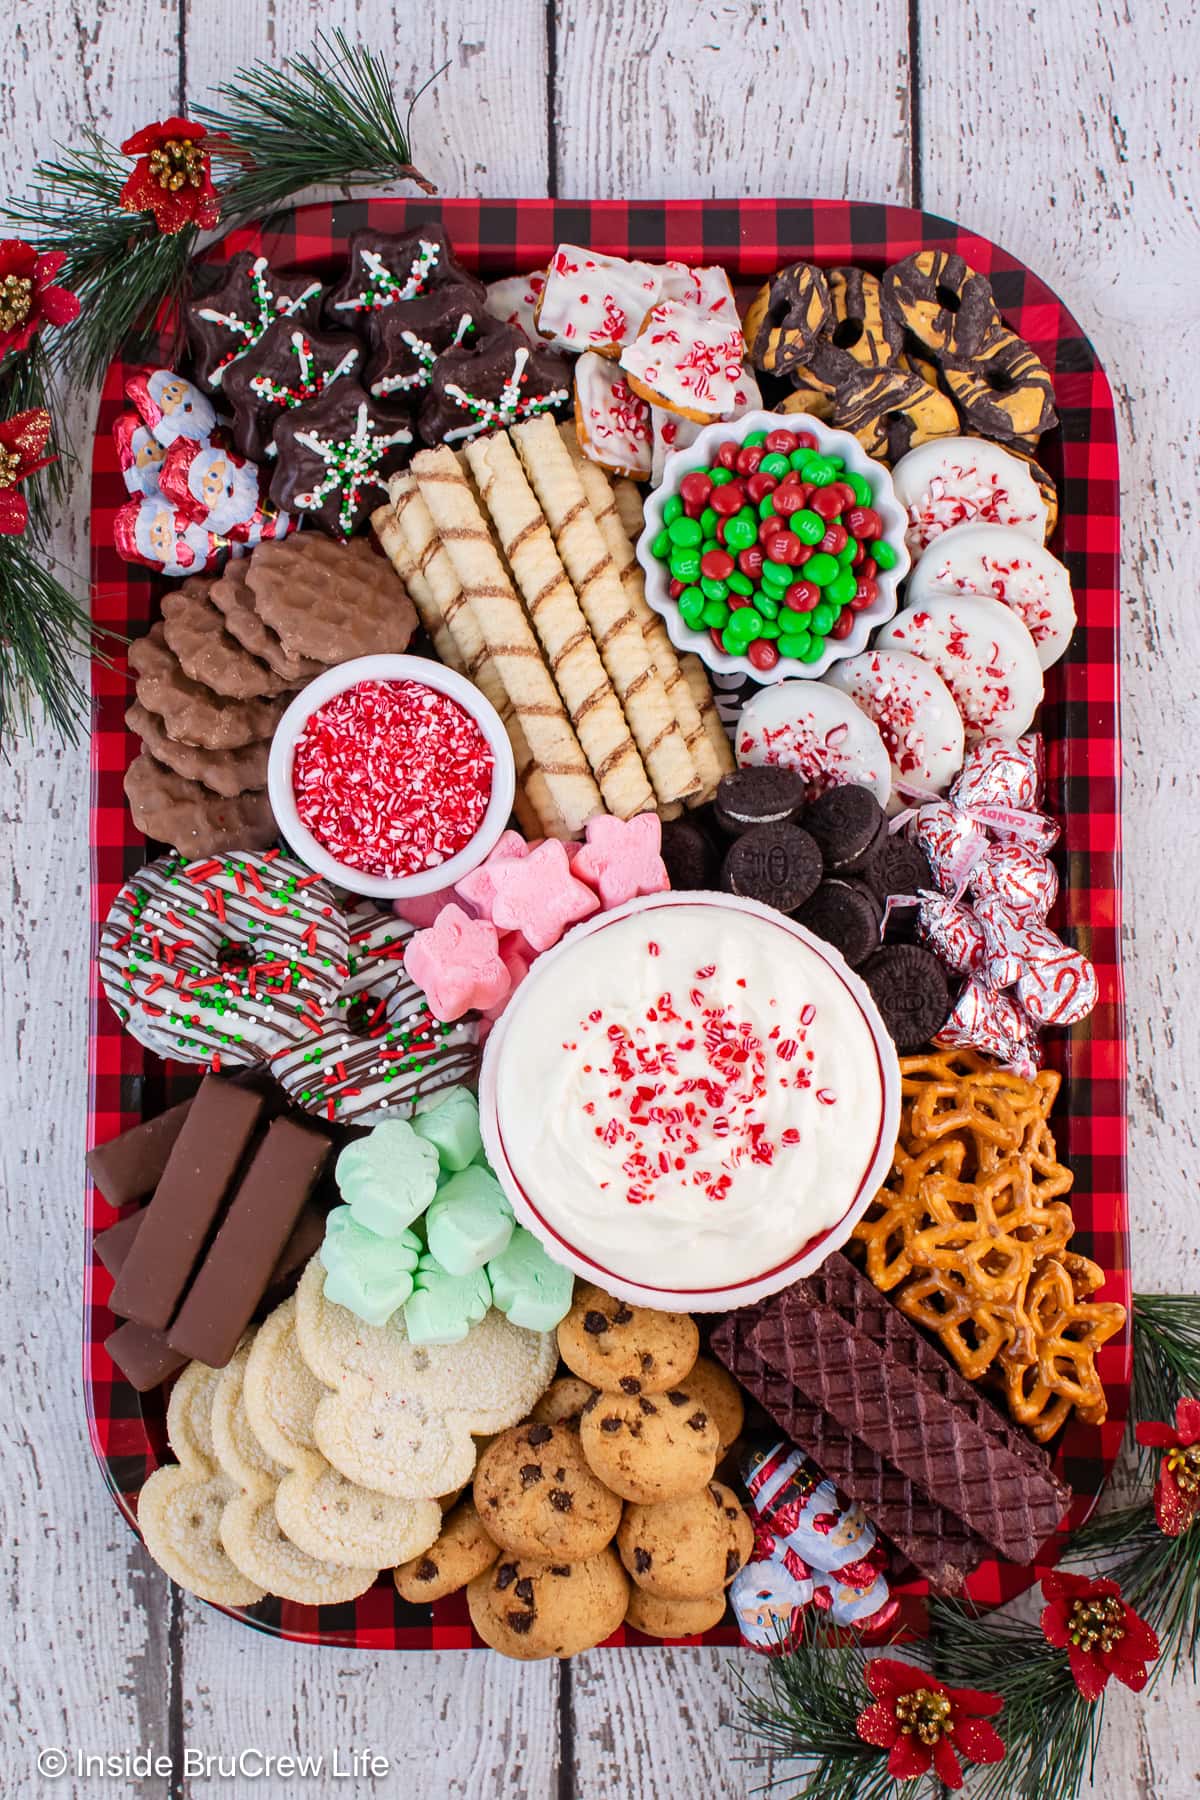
[
  {"left": 453, "top": 829, "right": 534, "bottom": 920},
  {"left": 489, "top": 839, "right": 600, "bottom": 952},
  {"left": 403, "top": 903, "right": 512, "bottom": 1022},
  {"left": 571, "top": 812, "right": 670, "bottom": 910}
]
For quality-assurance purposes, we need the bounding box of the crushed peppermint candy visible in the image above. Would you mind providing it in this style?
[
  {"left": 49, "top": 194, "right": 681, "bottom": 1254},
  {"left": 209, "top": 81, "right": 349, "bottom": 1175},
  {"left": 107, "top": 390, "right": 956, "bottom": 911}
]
[{"left": 293, "top": 679, "right": 493, "bottom": 879}]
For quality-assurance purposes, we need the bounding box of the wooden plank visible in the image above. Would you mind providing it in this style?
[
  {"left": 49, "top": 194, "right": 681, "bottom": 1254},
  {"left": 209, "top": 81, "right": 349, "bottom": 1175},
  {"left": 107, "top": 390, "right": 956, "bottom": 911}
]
[
  {"left": 553, "top": 0, "right": 913, "bottom": 199},
  {"left": 0, "top": 6, "right": 181, "bottom": 1794},
  {"left": 181, "top": 0, "right": 551, "bottom": 195}
]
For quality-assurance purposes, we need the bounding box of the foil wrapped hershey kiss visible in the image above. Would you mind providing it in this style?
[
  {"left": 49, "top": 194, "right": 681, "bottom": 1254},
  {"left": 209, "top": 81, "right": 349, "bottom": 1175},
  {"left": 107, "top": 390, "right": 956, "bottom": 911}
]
[{"left": 902, "top": 735, "right": 1097, "bottom": 1076}]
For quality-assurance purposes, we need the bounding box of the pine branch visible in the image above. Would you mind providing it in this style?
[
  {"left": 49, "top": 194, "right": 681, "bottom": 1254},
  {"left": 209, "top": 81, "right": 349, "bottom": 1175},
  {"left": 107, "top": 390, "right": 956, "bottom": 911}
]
[
  {"left": 195, "top": 30, "right": 443, "bottom": 221},
  {"left": 0, "top": 536, "right": 100, "bottom": 745},
  {"left": 1133, "top": 1294, "right": 1200, "bottom": 1469},
  {"left": 1, "top": 131, "right": 195, "bottom": 386}
]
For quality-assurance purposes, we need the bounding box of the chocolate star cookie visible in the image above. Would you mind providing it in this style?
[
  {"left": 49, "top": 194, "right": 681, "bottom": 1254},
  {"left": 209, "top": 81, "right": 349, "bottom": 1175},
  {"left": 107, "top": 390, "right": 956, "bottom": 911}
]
[
  {"left": 363, "top": 282, "right": 488, "bottom": 400},
  {"left": 418, "top": 321, "right": 572, "bottom": 447},
  {"left": 187, "top": 251, "right": 324, "bottom": 390},
  {"left": 323, "top": 223, "right": 474, "bottom": 332},
  {"left": 222, "top": 318, "right": 362, "bottom": 462},
  {"left": 270, "top": 382, "right": 413, "bottom": 537}
]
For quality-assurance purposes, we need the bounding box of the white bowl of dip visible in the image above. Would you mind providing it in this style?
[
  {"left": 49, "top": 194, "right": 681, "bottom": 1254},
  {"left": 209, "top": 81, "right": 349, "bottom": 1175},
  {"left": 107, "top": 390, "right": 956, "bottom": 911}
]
[{"left": 479, "top": 891, "right": 901, "bottom": 1312}]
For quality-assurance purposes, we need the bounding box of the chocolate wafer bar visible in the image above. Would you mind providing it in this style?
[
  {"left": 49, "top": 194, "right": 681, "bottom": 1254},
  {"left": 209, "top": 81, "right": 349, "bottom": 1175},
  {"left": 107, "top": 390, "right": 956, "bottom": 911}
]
[
  {"left": 711, "top": 1303, "right": 991, "bottom": 1593},
  {"left": 105, "top": 1322, "right": 186, "bottom": 1393},
  {"left": 86, "top": 1099, "right": 193, "bottom": 1207}
]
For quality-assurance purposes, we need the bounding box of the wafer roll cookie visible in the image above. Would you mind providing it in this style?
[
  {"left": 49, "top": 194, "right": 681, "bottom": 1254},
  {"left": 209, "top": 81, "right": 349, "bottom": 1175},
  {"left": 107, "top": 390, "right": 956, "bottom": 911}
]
[
  {"left": 681, "top": 653, "right": 735, "bottom": 778},
  {"left": 612, "top": 478, "right": 645, "bottom": 542},
  {"left": 511, "top": 416, "right": 699, "bottom": 808},
  {"left": 467, "top": 434, "right": 655, "bottom": 821},
  {"left": 412, "top": 446, "right": 603, "bottom": 835},
  {"left": 559, "top": 427, "right": 721, "bottom": 801},
  {"left": 386, "top": 473, "right": 554, "bottom": 839},
  {"left": 371, "top": 498, "right": 464, "bottom": 673}
]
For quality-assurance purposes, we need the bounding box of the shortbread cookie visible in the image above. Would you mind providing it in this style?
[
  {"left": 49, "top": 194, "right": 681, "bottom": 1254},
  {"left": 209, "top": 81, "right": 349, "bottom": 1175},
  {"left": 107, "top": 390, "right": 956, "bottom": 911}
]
[
  {"left": 243, "top": 1298, "right": 441, "bottom": 1572},
  {"left": 616, "top": 1481, "right": 753, "bottom": 1599},
  {"left": 467, "top": 1548, "right": 629, "bottom": 1660},
  {"left": 129, "top": 623, "right": 290, "bottom": 749},
  {"left": 208, "top": 557, "right": 326, "bottom": 683},
  {"left": 245, "top": 532, "right": 417, "bottom": 663},
  {"left": 474, "top": 1422, "right": 622, "bottom": 1561},
  {"left": 557, "top": 1284, "right": 698, "bottom": 1396},
  {"left": 294, "top": 1258, "right": 557, "bottom": 1500},
  {"left": 161, "top": 584, "right": 296, "bottom": 699},
  {"left": 394, "top": 1497, "right": 500, "bottom": 1602},
  {"left": 123, "top": 752, "right": 276, "bottom": 858},
  {"left": 136, "top": 1360, "right": 266, "bottom": 1608},
  {"left": 625, "top": 1586, "right": 726, "bottom": 1640},
  {"left": 529, "top": 1376, "right": 596, "bottom": 1427},
  {"left": 579, "top": 1388, "right": 719, "bottom": 1504},
  {"left": 125, "top": 700, "right": 271, "bottom": 799}
]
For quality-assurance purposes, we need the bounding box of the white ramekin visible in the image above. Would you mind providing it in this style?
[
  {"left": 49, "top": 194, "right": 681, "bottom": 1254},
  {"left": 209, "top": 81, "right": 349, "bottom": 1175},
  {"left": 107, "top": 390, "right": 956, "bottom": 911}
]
[
  {"left": 267, "top": 653, "right": 516, "bottom": 900},
  {"left": 478, "top": 891, "right": 901, "bottom": 1313},
  {"left": 636, "top": 409, "right": 911, "bottom": 686}
]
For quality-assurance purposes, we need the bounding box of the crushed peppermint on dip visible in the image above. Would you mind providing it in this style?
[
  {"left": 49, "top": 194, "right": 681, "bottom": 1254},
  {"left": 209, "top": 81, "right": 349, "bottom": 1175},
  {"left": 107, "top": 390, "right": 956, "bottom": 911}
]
[{"left": 292, "top": 678, "right": 493, "bottom": 878}]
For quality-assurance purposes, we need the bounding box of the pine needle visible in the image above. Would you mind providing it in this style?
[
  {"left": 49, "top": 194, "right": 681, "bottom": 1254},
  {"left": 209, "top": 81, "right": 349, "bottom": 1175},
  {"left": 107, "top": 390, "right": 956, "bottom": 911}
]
[
  {"left": 195, "top": 30, "right": 442, "bottom": 222},
  {"left": 0, "top": 540, "right": 99, "bottom": 745}
]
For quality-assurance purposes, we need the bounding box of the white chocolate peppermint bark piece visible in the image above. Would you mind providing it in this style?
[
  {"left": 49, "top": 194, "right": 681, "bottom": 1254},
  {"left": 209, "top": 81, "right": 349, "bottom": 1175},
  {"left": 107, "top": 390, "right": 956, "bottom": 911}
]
[
  {"left": 736, "top": 680, "right": 892, "bottom": 806},
  {"left": 621, "top": 300, "right": 749, "bottom": 422},
  {"left": 574, "top": 351, "right": 652, "bottom": 478},
  {"left": 906, "top": 521, "right": 1075, "bottom": 669},
  {"left": 890, "top": 437, "right": 1049, "bottom": 557},
  {"left": 825, "top": 648, "right": 965, "bottom": 805},
  {"left": 874, "top": 595, "right": 1044, "bottom": 743},
  {"left": 484, "top": 270, "right": 547, "bottom": 341},
  {"left": 650, "top": 364, "right": 761, "bottom": 483},
  {"left": 658, "top": 262, "right": 739, "bottom": 321},
  {"left": 535, "top": 245, "right": 662, "bottom": 355}
]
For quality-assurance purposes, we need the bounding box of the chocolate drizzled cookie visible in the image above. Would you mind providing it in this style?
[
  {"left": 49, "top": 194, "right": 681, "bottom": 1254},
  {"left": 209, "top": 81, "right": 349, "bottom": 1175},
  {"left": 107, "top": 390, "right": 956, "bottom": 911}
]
[
  {"left": 187, "top": 251, "right": 324, "bottom": 390},
  {"left": 222, "top": 319, "right": 361, "bottom": 462}
]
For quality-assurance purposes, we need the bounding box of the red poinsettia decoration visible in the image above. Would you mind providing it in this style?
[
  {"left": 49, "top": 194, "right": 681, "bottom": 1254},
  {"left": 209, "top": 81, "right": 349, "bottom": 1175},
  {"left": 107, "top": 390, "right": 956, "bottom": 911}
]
[
  {"left": 0, "top": 408, "right": 55, "bottom": 535},
  {"left": 1136, "top": 1397, "right": 1200, "bottom": 1536},
  {"left": 119, "top": 119, "right": 221, "bottom": 235},
  {"left": 1041, "top": 1570, "right": 1160, "bottom": 1702},
  {"left": 855, "top": 1657, "right": 1005, "bottom": 1791},
  {"left": 0, "top": 240, "right": 80, "bottom": 365}
]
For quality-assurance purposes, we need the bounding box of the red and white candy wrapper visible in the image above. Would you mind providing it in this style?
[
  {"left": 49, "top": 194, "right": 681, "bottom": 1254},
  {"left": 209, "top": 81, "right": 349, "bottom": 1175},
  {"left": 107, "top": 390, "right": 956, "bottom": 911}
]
[
  {"left": 112, "top": 494, "right": 241, "bottom": 577},
  {"left": 113, "top": 410, "right": 167, "bottom": 497},
  {"left": 158, "top": 434, "right": 296, "bottom": 544},
  {"left": 909, "top": 732, "right": 1096, "bottom": 1069},
  {"left": 970, "top": 840, "right": 1059, "bottom": 919},
  {"left": 124, "top": 368, "right": 218, "bottom": 446},
  {"left": 916, "top": 891, "right": 987, "bottom": 975}
]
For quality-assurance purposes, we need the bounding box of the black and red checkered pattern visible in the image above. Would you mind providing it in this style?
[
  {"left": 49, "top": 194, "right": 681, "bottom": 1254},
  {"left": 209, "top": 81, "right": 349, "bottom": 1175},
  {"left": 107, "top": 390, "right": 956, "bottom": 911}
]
[{"left": 86, "top": 199, "right": 1126, "bottom": 1649}]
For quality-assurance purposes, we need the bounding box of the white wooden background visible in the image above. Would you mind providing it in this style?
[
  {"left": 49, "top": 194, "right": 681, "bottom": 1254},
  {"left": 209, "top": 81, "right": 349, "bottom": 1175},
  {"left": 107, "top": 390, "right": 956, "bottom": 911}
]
[{"left": 1, "top": 1, "right": 1196, "bottom": 1794}]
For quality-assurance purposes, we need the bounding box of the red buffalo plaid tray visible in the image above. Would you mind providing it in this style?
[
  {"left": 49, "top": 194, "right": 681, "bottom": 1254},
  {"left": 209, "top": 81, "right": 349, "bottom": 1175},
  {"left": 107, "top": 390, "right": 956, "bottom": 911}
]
[{"left": 86, "top": 198, "right": 1127, "bottom": 1649}]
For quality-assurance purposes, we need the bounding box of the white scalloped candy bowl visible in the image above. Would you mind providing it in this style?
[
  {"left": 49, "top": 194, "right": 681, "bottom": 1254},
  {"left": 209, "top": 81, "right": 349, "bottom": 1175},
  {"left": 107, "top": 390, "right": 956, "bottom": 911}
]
[{"left": 636, "top": 409, "right": 910, "bottom": 686}]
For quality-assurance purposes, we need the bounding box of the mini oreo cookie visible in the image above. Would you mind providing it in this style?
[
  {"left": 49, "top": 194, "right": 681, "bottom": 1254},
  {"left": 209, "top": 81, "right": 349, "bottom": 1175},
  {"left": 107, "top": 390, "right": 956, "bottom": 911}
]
[
  {"left": 720, "top": 823, "right": 822, "bottom": 915},
  {"left": 860, "top": 945, "right": 951, "bottom": 1051},
  {"left": 803, "top": 785, "right": 886, "bottom": 874},
  {"left": 866, "top": 834, "right": 934, "bottom": 902},
  {"left": 795, "top": 880, "right": 882, "bottom": 969},
  {"left": 659, "top": 817, "right": 719, "bottom": 890},
  {"left": 714, "top": 766, "right": 807, "bottom": 836}
]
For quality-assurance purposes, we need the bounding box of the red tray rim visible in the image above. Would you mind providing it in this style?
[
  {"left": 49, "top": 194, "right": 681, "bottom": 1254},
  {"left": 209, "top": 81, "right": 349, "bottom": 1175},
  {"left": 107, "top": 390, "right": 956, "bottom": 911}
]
[{"left": 86, "top": 195, "right": 1128, "bottom": 1650}]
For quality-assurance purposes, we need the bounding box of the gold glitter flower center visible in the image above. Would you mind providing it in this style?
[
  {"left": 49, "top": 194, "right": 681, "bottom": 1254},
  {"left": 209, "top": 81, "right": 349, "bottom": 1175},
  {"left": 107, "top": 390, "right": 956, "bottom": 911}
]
[
  {"left": 0, "top": 445, "right": 21, "bottom": 490},
  {"left": 148, "top": 138, "right": 205, "bottom": 192},
  {"left": 895, "top": 1687, "right": 954, "bottom": 1747},
  {"left": 1167, "top": 1443, "right": 1200, "bottom": 1495},
  {"left": 1067, "top": 1594, "right": 1126, "bottom": 1654},
  {"left": 0, "top": 274, "right": 33, "bottom": 332}
]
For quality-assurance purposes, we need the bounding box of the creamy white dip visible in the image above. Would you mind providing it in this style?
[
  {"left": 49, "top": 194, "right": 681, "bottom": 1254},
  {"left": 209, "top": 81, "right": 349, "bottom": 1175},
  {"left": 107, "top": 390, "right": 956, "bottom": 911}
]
[{"left": 490, "top": 901, "right": 890, "bottom": 1290}]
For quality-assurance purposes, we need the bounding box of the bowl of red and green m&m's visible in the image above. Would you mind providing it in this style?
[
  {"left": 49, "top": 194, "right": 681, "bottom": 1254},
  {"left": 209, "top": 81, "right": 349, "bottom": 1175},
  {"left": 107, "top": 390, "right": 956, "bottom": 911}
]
[{"left": 636, "top": 410, "right": 910, "bottom": 683}]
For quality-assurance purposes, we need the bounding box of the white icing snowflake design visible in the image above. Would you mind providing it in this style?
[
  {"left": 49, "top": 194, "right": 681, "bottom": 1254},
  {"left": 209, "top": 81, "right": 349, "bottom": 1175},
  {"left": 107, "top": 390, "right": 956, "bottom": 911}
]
[
  {"left": 248, "top": 332, "right": 361, "bottom": 454},
  {"left": 440, "top": 346, "right": 570, "bottom": 444},
  {"left": 195, "top": 257, "right": 322, "bottom": 387},
  {"left": 370, "top": 313, "right": 475, "bottom": 397},
  {"left": 291, "top": 401, "right": 413, "bottom": 535},
  {"left": 331, "top": 240, "right": 442, "bottom": 316}
]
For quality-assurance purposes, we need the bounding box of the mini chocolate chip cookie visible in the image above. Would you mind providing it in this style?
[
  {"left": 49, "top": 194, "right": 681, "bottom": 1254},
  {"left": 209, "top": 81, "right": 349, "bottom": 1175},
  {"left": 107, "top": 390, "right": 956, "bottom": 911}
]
[
  {"left": 473, "top": 1421, "right": 622, "bottom": 1560},
  {"left": 393, "top": 1497, "right": 499, "bottom": 1603},
  {"left": 557, "top": 1284, "right": 698, "bottom": 1396},
  {"left": 616, "top": 1480, "right": 753, "bottom": 1599},
  {"left": 625, "top": 1584, "right": 727, "bottom": 1640},
  {"left": 530, "top": 1376, "right": 597, "bottom": 1427},
  {"left": 467, "top": 1547, "right": 629, "bottom": 1660},
  {"left": 579, "top": 1388, "right": 719, "bottom": 1504},
  {"left": 677, "top": 1357, "right": 745, "bottom": 1457}
]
